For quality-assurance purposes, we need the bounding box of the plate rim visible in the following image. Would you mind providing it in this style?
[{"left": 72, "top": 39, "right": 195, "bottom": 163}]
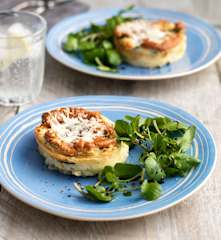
[
  {"left": 0, "top": 96, "right": 217, "bottom": 221},
  {"left": 46, "top": 8, "right": 221, "bottom": 80}
]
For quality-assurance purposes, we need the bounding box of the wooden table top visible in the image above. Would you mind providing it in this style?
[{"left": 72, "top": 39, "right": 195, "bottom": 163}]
[{"left": 0, "top": 1, "right": 220, "bottom": 239}]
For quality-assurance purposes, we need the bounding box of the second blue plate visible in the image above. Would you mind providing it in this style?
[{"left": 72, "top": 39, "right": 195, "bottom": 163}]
[{"left": 47, "top": 8, "right": 221, "bottom": 80}]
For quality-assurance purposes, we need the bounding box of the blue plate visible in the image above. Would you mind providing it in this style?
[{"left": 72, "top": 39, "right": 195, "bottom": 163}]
[
  {"left": 0, "top": 96, "right": 216, "bottom": 221},
  {"left": 47, "top": 8, "right": 221, "bottom": 80}
]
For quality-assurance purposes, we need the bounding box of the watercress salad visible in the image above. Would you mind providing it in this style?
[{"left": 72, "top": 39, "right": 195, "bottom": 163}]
[
  {"left": 62, "top": 6, "right": 135, "bottom": 72},
  {"left": 74, "top": 115, "right": 200, "bottom": 202}
]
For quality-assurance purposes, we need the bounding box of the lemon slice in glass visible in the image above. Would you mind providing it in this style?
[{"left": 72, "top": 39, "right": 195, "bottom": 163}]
[{"left": 0, "top": 23, "right": 32, "bottom": 71}]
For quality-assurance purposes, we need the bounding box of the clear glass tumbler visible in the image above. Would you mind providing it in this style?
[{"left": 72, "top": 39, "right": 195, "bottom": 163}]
[{"left": 0, "top": 11, "right": 46, "bottom": 106}]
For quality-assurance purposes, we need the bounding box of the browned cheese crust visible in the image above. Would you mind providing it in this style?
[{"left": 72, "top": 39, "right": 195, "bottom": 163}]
[
  {"left": 114, "top": 19, "right": 185, "bottom": 51},
  {"left": 35, "top": 107, "right": 117, "bottom": 158}
]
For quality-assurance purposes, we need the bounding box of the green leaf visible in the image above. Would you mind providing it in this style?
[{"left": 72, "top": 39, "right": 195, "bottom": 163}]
[
  {"left": 95, "top": 57, "right": 117, "bottom": 72},
  {"left": 105, "top": 171, "right": 118, "bottom": 183},
  {"left": 90, "top": 23, "right": 104, "bottom": 32},
  {"left": 115, "top": 120, "right": 132, "bottom": 137},
  {"left": 114, "top": 163, "right": 142, "bottom": 179},
  {"left": 85, "top": 185, "right": 112, "bottom": 202},
  {"left": 97, "top": 65, "right": 117, "bottom": 73},
  {"left": 106, "top": 15, "right": 124, "bottom": 32},
  {"left": 130, "top": 115, "right": 141, "bottom": 132},
  {"left": 99, "top": 166, "right": 120, "bottom": 189},
  {"left": 164, "top": 121, "right": 188, "bottom": 131},
  {"left": 82, "top": 49, "right": 105, "bottom": 64},
  {"left": 141, "top": 180, "right": 162, "bottom": 201},
  {"left": 63, "top": 35, "right": 78, "bottom": 52},
  {"left": 151, "top": 117, "right": 166, "bottom": 130},
  {"left": 164, "top": 167, "right": 180, "bottom": 177},
  {"left": 74, "top": 182, "right": 112, "bottom": 203},
  {"left": 98, "top": 166, "right": 115, "bottom": 182},
  {"left": 105, "top": 49, "right": 122, "bottom": 66},
  {"left": 145, "top": 152, "right": 166, "bottom": 181},
  {"left": 78, "top": 41, "right": 96, "bottom": 51},
  {"left": 139, "top": 152, "right": 149, "bottom": 164},
  {"left": 144, "top": 118, "right": 152, "bottom": 128},
  {"left": 152, "top": 134, "right": 169, "bottom": 154},
  {"left": 157, "top": 154, "right": 171, "bottom": 169},
  {"left": 102, "top": 40, "right": 113, "bottom": 49},
  {"left": 118, "top": 5, "right": 135, "bottom": 15},
  {"left": 95, "top": 185, "right": 106, "bottom": 193},
  {"left": 156, "top": 117, "right": 187, "bottom": 131},
  {"left": 172, "top": 153, "right": 200, "bottom": 176},
  {"left": 177, "top": 126, "right": 196, "bottom": 152},
  {"left": 124, "top": 115, "right": 135, "bottom": 121}
]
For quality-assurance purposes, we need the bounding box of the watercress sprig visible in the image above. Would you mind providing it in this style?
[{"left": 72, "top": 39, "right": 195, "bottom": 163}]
[
  {"left": 74, "top": 115, "right": 200, "bottom": 203},
  {"left": 63, "top": 5, "right": 135, "bottom": 72}
]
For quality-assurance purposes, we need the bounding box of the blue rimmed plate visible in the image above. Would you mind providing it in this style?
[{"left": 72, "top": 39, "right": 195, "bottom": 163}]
[
  {"left": 0, "top": 96, "right": 216, "bottom": 221},
  {"left": 47, "top": 8, "right": 221, "bottom": 80}
]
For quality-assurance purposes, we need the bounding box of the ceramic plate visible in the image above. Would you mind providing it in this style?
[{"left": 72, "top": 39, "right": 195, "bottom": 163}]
[
  {"left": 46, "top": 8, "right": 221, "bottom": 80},
  {"left": 0, "top": 96, "right": 216, "bottom": 221}
]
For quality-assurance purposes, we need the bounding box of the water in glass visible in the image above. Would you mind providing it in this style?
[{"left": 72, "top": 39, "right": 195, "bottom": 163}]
[{"left": 0, "top": 12, "right": 46, "bottom": 105}]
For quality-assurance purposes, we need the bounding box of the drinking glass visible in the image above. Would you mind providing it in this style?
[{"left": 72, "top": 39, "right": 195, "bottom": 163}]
[{"left": 0, "top": 11, "right": 46, "bottom": 106}]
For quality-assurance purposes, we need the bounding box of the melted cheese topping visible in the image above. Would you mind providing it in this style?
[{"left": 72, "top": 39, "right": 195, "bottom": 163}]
[
  {"left": 50, "top": 114, "right": 107, "bottom": 143},
  {"left": 116, "top": 19, "right": 166, "bottom": 46}
]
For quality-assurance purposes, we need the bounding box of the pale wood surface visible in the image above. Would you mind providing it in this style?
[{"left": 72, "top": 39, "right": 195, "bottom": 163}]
[{"left": 0, "top": 0, "right": 221, "bottom": 240}]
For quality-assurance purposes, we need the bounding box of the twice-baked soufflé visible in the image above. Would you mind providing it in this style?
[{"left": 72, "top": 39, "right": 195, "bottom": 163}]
[
  {"left": 114, "top": 19, "right": 186, "bottom": 68},
  {"left": 35, "top": 107, "right": 129, "bottom": 176}
]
